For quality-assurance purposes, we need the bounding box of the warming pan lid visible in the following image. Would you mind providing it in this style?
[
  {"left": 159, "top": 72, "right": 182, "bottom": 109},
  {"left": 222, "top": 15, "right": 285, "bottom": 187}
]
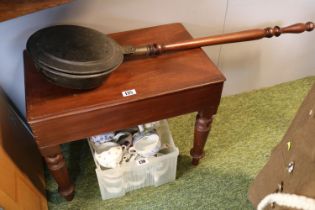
[{"left": 26, "top": 25, "right": 123, "bottom": 75}]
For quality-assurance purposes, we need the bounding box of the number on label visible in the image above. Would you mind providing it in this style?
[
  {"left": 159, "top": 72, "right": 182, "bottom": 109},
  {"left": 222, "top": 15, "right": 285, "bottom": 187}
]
[
  {"left": 122, "top": 89, "right": 137, "bottom": 97},
  {"left": 136, "top": 158, "right": 148, "bottom": 165}
]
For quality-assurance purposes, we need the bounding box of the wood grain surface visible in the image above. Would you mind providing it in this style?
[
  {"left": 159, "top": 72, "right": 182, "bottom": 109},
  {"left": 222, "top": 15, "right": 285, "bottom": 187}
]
[{"left": 0, "top": 0, "right": 72, "bottom": 22}]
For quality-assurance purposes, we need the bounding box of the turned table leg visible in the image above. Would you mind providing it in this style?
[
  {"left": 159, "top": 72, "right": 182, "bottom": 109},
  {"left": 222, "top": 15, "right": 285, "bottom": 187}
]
[
  {"left": 41, "top": 145, "right": 74, "bottom": 201},
  {"left": 190, "top": 110, "right": 216, "bottom": 165}
]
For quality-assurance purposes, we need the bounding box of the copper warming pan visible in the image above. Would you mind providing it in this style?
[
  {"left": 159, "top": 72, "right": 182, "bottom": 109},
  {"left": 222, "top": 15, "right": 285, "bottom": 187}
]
[{"left": 26, "top": 22, "right": 314, "bottom": 89}]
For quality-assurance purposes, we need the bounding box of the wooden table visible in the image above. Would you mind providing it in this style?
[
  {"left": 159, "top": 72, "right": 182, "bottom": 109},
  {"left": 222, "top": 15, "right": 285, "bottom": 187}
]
[{"left": 24, "top": 23, "right": 225, "bottom": 201}]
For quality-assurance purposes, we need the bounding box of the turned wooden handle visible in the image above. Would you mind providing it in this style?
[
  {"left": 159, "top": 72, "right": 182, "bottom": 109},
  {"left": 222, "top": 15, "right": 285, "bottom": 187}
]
[
  {"left": 279, "top": 22, "right": 314, "bottom": 34},
  {"left": 133, "top": 21, "right": 314, "bottom": 56}
]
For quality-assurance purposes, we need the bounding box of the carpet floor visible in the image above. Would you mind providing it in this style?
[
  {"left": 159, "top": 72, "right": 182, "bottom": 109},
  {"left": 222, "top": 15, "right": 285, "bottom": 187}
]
[{"left": 46, "top": 76, "right": 315, "bottom": 210}]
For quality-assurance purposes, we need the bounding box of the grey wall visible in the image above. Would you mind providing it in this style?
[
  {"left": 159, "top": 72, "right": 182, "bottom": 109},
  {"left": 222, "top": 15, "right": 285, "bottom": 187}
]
[{"left": 0, "top": 0, "right": 314, "bottom": 115}]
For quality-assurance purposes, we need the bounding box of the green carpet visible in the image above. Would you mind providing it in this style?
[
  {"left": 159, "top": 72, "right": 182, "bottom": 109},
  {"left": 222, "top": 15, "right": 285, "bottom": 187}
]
[{"left": 46, "top": 76, "right": 315, "bottom": 210}]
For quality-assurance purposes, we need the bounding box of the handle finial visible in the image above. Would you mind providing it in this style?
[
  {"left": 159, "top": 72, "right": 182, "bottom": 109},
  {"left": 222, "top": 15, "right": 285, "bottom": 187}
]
[{"left": 264, "top": 22, "right": 314, "bottom": 38}]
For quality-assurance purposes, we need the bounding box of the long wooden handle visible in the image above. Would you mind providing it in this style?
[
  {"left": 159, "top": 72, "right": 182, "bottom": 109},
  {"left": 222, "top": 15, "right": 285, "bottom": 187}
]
[{"left": 128, "top": 22, "right": 314, "bottom": 56}]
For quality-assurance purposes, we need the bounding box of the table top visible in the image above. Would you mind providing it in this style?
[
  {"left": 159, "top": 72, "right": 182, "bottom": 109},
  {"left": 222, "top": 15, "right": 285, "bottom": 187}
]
[{"left": 25, "top": 23, "right": 225, "bottom": 123}]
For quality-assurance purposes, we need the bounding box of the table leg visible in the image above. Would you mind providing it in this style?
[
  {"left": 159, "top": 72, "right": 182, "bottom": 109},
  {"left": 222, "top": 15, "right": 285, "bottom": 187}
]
[
  {"left": 190, "top": 109, "right": 216, "bottom": 165},
  {"left": 41, "top": 145, "right": 74, "bottom": 201}
]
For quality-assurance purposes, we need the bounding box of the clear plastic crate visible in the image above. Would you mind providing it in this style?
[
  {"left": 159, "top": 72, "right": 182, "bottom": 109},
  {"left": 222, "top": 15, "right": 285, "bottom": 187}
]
[{"left": 88, "top": 120, "right": 179, "bottom": 200}]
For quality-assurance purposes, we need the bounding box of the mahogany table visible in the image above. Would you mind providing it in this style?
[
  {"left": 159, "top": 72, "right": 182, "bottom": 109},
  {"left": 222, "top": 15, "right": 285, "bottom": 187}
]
[{"left": 24, "top": 23, "right": 225, "bottom": 201}]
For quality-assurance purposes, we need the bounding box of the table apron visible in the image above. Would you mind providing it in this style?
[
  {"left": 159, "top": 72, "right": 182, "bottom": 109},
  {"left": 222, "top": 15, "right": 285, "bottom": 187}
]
[{"left": 30, "top": 82, "right": 223, "bottom": 148}]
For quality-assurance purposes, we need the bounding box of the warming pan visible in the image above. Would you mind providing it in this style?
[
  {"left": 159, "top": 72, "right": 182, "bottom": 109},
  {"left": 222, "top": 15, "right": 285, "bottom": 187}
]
[{"left": 26, "top": 22, "right": 314, "bottom": 89}]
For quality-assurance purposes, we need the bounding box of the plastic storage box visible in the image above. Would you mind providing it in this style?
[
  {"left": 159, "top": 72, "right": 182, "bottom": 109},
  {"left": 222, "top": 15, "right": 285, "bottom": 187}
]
[{"left": 88, "top": 120, "right": 179, "bottom": 200}]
